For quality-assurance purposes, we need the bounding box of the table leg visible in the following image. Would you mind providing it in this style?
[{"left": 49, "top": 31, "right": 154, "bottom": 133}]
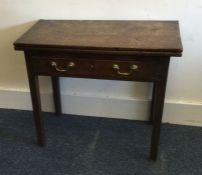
[
  {"left": 149, "top": 82, "right": 156, "bottom": 124},
  {"left": 51, "top": 76, "right": 62, "bottom": 116},
  {"left": 150, "top": 80, "right": 167, "bottom": 160},
  {"left": 27, "top": 74, "right": 45, "bottom": 146}
]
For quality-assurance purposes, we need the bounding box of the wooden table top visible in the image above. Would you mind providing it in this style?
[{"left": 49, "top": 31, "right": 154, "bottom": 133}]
[{"left": 14, "top": 20, "right": 183, "bottom": 56}]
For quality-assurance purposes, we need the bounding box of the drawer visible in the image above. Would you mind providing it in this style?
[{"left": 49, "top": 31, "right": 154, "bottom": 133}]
[
  {"left": 93, "top": 60, "right": 161, "bottom": 80},
  {"left": 29, "top": 57, "right": 165, "bottom": 81},
  {"left": 30, "top": 57, "right": 94, "bottom": 76}
]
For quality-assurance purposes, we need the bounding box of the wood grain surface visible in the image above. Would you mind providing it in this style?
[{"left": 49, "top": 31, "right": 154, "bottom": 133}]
[{"left": 14, "top": 20, "right": 183, "bottom": 56}]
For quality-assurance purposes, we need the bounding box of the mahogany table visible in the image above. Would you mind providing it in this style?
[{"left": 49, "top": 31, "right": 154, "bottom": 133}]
[{"left": 14, "top": 20, "right": 183, "bottom": 160}]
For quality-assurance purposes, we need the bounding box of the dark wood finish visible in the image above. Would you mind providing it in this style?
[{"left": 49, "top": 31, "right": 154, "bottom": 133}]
[
  {"left": 150, "top": 83, "right": 156, "bottom": 124},
  {"left": 150, "top": 58, "right": 170, "bottom": 160},
  {"left": 14, "top": 20, "right": 183, "bottom": 161},
  {"left": 51, "top": 77, "right": 62, "bottom": 116},
  {"left": 14, "top": 20, "right": 182, "bottom": 56},
  {"left": 25, "top": 52, "right": 45, "bottom": 146},
  {"left": 28, "top": 54, "right": 168, "bottom": 82}
]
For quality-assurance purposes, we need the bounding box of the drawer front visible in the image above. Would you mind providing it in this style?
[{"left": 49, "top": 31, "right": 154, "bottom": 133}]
[
  {"left": 30, "top": 57, "right": 95, "bottom": 76},
  {"left": 93, "top": 60, "right": 162, "bottom": 80},
  {"left": 29, "top": 57, "right": 166, "bottom": 81}
]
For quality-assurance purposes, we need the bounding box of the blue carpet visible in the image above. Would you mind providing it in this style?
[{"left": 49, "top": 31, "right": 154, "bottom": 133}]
[{"left": 0, "top": 108, "right": 201, "bottom": 175}]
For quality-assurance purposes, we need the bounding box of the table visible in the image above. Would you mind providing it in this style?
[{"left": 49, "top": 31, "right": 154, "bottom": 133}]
[{"left": 14, "top": 20, "right": 183, "bottom": 160}]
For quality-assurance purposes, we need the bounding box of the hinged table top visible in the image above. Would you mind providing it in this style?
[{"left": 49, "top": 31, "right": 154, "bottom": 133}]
[{"left": 14, "top": 20, "right": 183, "bottom": 56}]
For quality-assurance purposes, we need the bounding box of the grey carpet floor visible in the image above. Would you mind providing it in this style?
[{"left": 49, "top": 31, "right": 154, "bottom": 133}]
[{"left": 0, "top": 108, "right": 201, "bottom": 175}]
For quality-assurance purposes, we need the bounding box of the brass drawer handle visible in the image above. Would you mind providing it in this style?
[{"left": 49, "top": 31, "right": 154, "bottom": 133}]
[
  {"left": 112, "top": 64, "right": 138, "bottom": 76},
  {"left": 51, "top": 61, "right": 75, "bottom": 72}
]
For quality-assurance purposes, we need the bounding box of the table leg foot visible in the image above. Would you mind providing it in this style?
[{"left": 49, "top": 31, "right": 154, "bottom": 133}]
[
  {"left": 28, "top": 75, "right": 45, "bottom": 146},
  {"left": 149, "top": 80, "right": 167, "bottom": 161},
  {"left": 150, "top": 125, "right": 160, "bottom": 161}
]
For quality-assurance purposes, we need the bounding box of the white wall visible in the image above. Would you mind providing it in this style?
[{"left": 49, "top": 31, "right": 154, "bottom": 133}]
[{"left": 0, "top": 0, "right": 202, "bottom": 126}]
